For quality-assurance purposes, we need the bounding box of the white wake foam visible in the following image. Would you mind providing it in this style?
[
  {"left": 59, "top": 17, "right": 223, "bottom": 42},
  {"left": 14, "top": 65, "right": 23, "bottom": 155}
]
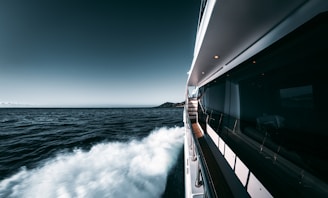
[{"left": 0, "top": 127, "right": 184, "bottom": 198}]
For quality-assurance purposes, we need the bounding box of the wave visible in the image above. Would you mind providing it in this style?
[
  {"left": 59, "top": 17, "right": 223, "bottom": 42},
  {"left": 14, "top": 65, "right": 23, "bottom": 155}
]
[{"left": 0, "top": 127, "right": 184, "bottom": 198}]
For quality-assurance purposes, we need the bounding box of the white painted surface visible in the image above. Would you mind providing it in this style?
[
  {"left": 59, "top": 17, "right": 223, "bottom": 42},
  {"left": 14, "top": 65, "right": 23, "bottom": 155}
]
[
  {"left": 235, "top": 157, "right": 249, "bottom": 186},
  {"left": 207, "top": 124, "right": 219, "bottom": 146},
  {"left": 218, "top": 137, "right": 225, "bottom": 155},
  {"left": 224, "top": 144, "right": 236, "bottom": 169},
  {"left": 184, "top": 125, "right": 204, "bottom": 198},
  {"left": 247, "top": 172, "right": 272, "bottom": 198}
]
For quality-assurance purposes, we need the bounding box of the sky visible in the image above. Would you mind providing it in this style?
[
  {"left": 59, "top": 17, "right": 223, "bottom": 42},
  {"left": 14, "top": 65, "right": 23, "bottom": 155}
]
[{"left": 0, "top": 0, "right": 200, "bottom": 107}]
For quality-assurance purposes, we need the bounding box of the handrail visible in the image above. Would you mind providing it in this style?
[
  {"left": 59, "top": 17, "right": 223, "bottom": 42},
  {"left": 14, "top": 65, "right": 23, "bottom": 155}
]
[
  {"left": 185, "top": 110, "right": 217, "bottom": 198},
  {"left": 202, "top": 108, "right": 328, "bottom": 197},
  {"left": 186, "top": 107, "right": 250, "bottom": 198},
  {"left": 198, "top": 99, "right": 206, "bottom": 114}
]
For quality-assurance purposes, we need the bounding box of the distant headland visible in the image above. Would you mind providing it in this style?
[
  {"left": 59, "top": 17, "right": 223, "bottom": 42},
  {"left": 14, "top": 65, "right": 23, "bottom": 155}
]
[{"left": 155, "top": 102, "right": 185, "bottom": 108}]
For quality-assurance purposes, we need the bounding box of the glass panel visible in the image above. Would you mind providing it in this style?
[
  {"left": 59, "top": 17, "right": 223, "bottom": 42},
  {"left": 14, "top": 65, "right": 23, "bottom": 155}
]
[
  {"left": 235, "top": 13, "right": 328, "bottom": 182},
  {"left": 200, "top": 12, "right": 328, "bottom": 183}
]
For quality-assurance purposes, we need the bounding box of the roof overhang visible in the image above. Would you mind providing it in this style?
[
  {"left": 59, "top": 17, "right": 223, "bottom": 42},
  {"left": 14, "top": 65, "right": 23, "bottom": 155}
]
[{"left": 187, "top": 0, "right": 328, "bottom": 87}]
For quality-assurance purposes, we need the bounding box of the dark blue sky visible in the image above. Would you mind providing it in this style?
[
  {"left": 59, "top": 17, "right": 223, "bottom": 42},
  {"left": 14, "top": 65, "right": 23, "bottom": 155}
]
[{"left": 0, "top": 0, "right": 200, "bottom": 107}]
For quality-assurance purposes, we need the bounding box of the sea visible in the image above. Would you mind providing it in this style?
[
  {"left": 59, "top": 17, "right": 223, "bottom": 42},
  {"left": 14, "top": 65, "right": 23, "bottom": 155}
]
[{"left": 0, "top": 108, "right": 185, "bottom": 198}]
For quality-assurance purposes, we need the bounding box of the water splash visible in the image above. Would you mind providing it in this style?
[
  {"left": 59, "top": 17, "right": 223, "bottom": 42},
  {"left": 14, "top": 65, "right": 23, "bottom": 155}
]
[{"left": 0, "top": 127, "right": 184, "bottom": 198}]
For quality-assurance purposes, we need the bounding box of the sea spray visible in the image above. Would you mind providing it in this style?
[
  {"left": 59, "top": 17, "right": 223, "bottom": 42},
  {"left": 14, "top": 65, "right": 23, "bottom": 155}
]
[{"left": 0, "top": 127, "right": 184, "bottom": 198}]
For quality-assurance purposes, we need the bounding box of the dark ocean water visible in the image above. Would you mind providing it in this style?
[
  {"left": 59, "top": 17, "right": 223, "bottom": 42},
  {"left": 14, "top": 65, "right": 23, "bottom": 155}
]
[{"left": 0, "top": 108, "right": 184, "bottom": 198}]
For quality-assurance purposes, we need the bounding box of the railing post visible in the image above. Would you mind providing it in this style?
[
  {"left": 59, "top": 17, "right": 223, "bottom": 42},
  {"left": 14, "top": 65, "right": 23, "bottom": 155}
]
[
  {"left": 195, "top": 161, "right": 203, "bottom": 187},
  {"left": 191, "top": 140, "right": 197, "bottom": 161}
]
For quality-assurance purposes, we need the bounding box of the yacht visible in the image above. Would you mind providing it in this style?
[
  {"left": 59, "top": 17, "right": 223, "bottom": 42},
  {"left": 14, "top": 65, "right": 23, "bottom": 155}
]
[{"left": 184, "top": 0, "right": 328, "bottom": 197}]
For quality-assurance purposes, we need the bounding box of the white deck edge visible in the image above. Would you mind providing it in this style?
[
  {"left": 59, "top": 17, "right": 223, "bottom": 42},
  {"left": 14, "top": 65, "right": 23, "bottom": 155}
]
[{"left": 184, "top": 122, "right": 205, "bottom": 198}]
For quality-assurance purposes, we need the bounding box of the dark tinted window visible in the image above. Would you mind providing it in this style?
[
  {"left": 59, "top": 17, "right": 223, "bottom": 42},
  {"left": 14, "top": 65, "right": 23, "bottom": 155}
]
[{"left": 201, "top": 12, "right": 328, "bottom": 183}]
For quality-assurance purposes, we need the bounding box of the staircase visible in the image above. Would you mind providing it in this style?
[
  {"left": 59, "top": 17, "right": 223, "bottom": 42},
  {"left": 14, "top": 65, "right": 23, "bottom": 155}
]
[{"left": 188, "top": 98, "right": 198, "bottom": 123}]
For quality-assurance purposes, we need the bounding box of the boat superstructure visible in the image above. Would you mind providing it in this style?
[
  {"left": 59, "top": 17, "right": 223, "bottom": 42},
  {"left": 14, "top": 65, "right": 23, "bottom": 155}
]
[{"left": 184, "top": 0, "right": 328, "bottom": 197}]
